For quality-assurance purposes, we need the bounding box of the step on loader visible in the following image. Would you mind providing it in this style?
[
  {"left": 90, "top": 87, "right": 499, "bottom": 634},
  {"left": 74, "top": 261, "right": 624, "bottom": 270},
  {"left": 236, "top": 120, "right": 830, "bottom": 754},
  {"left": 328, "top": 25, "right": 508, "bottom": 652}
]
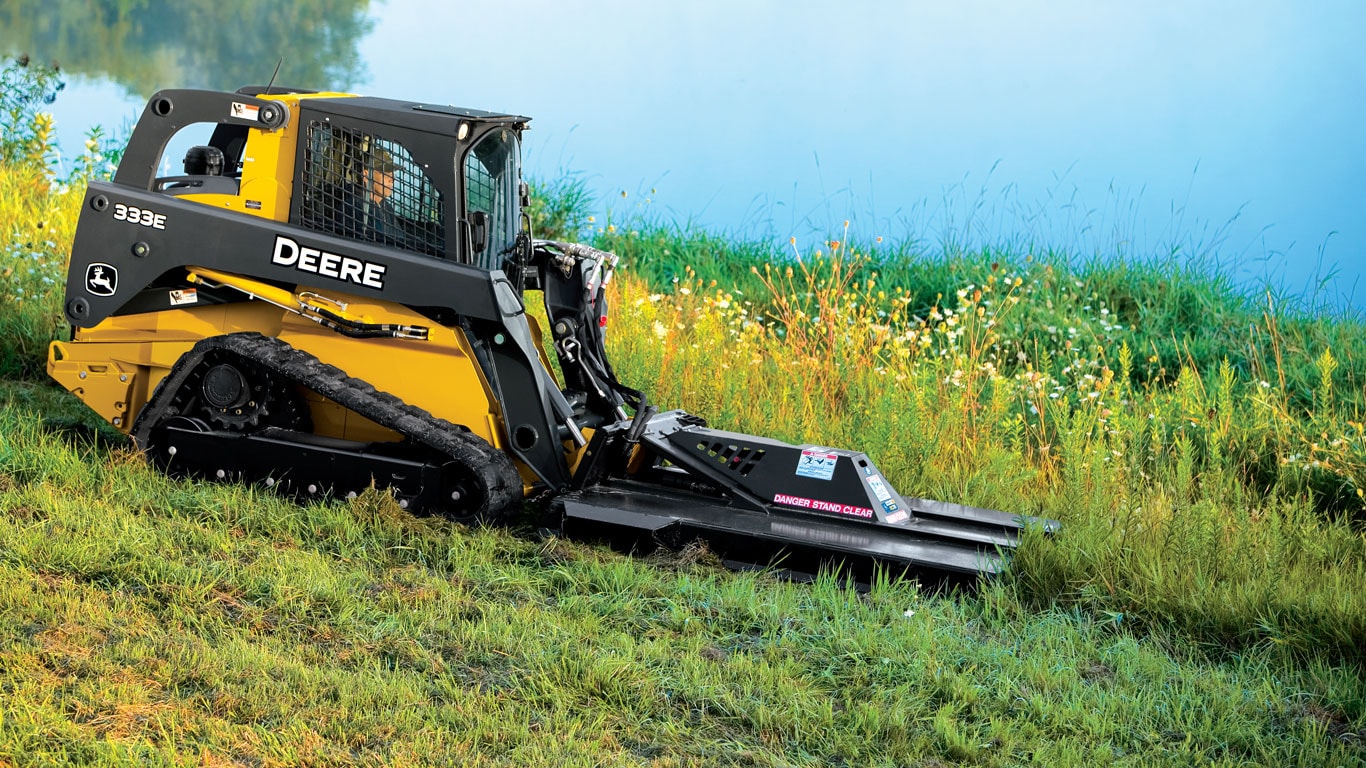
[{"left": 49, "top": 86, "right": 1056, "bottom": 580}]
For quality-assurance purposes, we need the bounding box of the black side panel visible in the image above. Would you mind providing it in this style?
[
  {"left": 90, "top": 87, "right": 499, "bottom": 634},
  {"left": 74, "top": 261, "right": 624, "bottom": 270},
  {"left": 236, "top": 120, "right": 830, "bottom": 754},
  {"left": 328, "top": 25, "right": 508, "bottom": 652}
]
[
  {"left": 64, "top": 182, "right": 503, "bottom": 326},
  {"left": 554, "top": 484, "right": 1011, "bottom": 579}
]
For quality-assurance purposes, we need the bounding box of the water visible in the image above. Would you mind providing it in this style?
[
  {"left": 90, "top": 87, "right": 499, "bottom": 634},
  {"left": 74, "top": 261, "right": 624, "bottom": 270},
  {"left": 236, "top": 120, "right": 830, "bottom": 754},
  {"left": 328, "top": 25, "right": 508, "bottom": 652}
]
[{"left": 6, "top": 0, "right": 1363, "bottom": 311}]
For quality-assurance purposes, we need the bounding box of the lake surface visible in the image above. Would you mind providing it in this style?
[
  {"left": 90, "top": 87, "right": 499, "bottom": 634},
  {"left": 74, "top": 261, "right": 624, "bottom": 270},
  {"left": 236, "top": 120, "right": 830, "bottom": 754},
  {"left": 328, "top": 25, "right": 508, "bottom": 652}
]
[{"left": 6, "top": 0, "right": 1363, "bottom": 311}]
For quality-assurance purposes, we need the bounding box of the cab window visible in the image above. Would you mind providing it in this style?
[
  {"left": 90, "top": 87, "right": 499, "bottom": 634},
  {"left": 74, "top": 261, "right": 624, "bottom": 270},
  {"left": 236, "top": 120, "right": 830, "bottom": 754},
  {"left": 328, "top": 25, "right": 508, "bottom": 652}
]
[
  {"left": 463, "top": 130, "right": 520, "bottom": 269},
  {"left": 297, "top": 121, "right": 445, "bottom": 257}
]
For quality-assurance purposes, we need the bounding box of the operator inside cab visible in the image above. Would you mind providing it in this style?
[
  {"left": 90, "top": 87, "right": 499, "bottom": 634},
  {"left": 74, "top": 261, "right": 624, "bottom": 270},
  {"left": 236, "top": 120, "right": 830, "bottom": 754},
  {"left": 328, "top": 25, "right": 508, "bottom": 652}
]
[{"left": 359, "top": 148, "right": 400, "bottom": 241}]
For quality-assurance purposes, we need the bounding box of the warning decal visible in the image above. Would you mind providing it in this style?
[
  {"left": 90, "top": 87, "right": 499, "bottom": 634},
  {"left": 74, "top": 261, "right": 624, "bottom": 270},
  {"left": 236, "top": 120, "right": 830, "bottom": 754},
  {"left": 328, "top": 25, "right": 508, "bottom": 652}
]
[
  {"left": 867, "top": 474, "right": 893, "bottom": 502},
  {"left": 774, "top": 493, "right": 874, "bottom": 519},
  {"left": 796, "top": 448, "right": 838, "bottom": 480},
  {"left": 169, "top": 288, "right": 198, "bottom": 306},
  {"left": 230, "top": 102, "right": 260, "bottom": 121}
]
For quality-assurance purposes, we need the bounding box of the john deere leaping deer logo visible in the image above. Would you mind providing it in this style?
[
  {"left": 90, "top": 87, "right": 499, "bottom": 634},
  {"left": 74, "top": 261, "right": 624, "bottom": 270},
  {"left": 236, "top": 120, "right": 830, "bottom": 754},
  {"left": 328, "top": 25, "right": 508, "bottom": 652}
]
[{"left": 85, "top": 263, "right": 118, "bottom": 296}]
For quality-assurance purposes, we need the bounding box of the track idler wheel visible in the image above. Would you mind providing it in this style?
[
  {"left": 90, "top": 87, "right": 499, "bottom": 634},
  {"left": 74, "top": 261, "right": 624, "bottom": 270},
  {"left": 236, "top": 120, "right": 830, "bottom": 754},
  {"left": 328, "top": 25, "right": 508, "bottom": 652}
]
[
  {"left": 200, "top": 363, "right": 255, "bottom": 425},
  {"left": 435, "top": 455, "right": 523, "bottom": 527},
  {"left": 144, "top": 415, "right": 210, "bottom": 477},
  {"left": 198, "top": 359, "right": 267, "bottom": 430}
]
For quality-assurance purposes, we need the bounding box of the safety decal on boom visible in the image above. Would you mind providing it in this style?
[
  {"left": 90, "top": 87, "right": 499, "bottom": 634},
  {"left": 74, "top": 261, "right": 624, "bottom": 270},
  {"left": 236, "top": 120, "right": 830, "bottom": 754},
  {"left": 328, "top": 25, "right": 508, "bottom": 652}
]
[
  {"left": 230, "top": 102, "right": 260, "bottom": 122},
  {"left": 867, "top": 474, "right": 893, "bottom": 502},
  {"left": 796, "top": 447, "right": 838, "bottom": 480}
]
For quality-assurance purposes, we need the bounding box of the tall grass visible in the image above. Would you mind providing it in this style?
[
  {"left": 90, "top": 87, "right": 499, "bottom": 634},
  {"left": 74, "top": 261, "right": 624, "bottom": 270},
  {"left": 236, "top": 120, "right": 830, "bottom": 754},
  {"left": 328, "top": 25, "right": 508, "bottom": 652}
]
[
  {"left": 601, "top": 223, "right": 1366, "bottom": 414},
  {"left": 602, "top": 234, "right": 1366, "bottom": 660}
]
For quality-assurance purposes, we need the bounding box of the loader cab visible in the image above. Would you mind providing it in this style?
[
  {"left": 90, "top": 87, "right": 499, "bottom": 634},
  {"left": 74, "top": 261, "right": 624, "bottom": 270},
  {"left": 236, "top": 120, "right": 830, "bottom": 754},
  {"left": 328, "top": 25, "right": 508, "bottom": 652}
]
[
  {"left": 294, "top": 121, "right": 449, "bottom": 258},
  {"left": 287, "top": 95, "right": 530, "bottom": 271},
  {"left": 112, "top": 88, "right": 530, "bottom": 270}
]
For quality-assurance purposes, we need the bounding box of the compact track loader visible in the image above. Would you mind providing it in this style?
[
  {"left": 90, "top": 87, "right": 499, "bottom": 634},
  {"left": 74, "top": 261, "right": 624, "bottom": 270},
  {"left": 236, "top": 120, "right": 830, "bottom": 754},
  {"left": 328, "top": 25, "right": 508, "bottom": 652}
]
[{"left": 50, "top": 87, "right": 1055, "bottom": 579}]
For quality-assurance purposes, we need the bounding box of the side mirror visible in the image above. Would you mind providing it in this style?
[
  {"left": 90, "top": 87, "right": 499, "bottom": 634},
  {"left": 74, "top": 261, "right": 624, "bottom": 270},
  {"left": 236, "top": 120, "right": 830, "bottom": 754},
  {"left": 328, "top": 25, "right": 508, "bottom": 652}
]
[{"left": 470, "top": 211, "right": 489, "bottom": 254}]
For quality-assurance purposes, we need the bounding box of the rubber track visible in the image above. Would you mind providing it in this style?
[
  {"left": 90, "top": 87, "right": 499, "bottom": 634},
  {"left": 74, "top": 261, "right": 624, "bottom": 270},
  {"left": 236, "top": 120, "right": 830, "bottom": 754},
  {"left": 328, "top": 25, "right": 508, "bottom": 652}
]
[{"left": 131, "top": 332, "right": 523, "bottom": 517}]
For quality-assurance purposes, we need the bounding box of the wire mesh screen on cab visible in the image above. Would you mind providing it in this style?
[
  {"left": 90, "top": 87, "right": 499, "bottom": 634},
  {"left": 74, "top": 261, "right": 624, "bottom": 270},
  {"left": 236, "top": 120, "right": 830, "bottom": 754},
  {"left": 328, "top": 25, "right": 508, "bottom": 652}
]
[
  {"left": 297, "top": 122, "right": 446, "bottom": 258},
  {"left": 465, "top": 151, "right": 496, "bottom": 215}
]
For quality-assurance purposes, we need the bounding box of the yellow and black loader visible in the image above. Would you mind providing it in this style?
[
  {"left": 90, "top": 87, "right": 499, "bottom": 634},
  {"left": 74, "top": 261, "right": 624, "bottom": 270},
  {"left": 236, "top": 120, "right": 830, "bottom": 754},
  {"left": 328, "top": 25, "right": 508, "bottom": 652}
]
[{"left": 49, "top": 86, "right": 1055, "bottom": 579}]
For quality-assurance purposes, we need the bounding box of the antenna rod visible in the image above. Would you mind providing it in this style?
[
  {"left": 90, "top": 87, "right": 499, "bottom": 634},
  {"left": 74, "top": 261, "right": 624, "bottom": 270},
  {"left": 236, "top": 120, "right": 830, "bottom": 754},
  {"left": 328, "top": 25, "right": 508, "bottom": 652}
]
[{"left": 264, "top": 57, "right": 283, "bottom": 95}]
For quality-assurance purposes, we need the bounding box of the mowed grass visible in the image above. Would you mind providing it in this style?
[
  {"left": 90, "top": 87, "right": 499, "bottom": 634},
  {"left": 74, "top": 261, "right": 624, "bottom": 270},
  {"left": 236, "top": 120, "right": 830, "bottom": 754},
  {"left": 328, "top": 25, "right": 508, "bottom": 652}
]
[{"left": 2, "top": 383, "right": 1364, "bottom": 766}]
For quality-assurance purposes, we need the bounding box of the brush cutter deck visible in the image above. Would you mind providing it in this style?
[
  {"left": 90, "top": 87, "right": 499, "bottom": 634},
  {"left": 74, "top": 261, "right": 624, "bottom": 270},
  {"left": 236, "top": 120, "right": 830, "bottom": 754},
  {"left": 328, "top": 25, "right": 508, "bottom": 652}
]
[{"left": 558, "top": 410, "right": 1058, "bottom": 577}]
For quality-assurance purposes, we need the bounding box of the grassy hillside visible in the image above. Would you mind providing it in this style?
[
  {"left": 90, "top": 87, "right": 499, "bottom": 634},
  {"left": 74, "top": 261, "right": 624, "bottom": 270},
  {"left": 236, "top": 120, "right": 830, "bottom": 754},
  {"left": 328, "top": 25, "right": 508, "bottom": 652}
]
[
  {"left": 3, "top": 384, "right": 1364, "bottom": 766},
  {"left": 2, "top": 62, "right": 1364, "bottom": 765}
]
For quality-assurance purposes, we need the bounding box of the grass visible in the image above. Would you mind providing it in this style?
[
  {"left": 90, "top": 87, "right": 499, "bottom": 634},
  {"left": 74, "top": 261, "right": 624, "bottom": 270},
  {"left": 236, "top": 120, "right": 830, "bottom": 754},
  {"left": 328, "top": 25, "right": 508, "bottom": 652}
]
[
  {"left": 600, "top": 243, "right": 1366, "bottom": 659},
  {"left": 1, "top": 62, "right": 1364, "bottom": 764},
  {"left": 2, "top": 383, "right": 1364, "bottom": 766}
]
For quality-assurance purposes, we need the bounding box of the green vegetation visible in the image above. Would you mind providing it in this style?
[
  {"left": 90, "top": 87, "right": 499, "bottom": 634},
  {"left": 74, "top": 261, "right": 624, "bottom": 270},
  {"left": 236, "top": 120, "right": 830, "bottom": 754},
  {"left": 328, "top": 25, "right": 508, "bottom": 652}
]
[
  {"left": 1, "top": 387, "right": 1362, "bottom": 766},
  {"left": 0, "top": 61, "right": 109, "bottom": 379},
  {"left": 2, "top": 62, "right": 1364, "bottom": 765},
  {"left": 600, "top": 223, "right": 1366, "bottom": 659}
]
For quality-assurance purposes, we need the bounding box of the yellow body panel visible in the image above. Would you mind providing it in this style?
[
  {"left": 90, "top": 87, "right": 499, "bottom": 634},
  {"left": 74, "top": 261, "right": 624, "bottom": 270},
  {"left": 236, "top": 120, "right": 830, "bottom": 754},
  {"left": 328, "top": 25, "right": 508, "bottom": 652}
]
[
  {"left": 272, "top": 290, "right": 505, "bottom": 449},
  {"left": 176, "top": 92, "right": 357, "bottom": 222},
  {"left": 49, "top": 301, "right": 284, "bottom": 431},
  {"left": 48, "top": 291, "right": 508, "bottom": 451}
]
